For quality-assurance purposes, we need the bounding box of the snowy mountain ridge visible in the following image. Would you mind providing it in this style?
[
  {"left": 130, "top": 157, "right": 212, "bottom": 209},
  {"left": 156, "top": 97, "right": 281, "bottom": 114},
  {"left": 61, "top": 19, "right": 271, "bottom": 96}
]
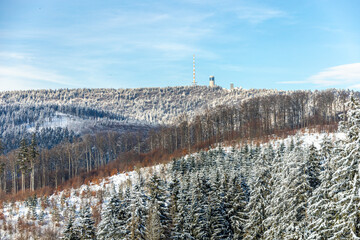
[{"left": 0, "top": 130, "right": 344, "bottom": 239}]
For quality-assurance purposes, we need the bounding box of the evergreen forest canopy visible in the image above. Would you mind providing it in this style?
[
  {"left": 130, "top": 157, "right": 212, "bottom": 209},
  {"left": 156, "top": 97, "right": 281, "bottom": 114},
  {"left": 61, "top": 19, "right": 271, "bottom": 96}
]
[
  {"left": 4, "top": 95, "right": 360, "bottom": 239},
  {"left": 0, "top": 87, "right": 353, "bottom": 153},
  {"left": 0, "top": 87, "right": 356, "bottom": 197},
  {"left": 62, "top": 96, "right": 360, "bottom": 239}
]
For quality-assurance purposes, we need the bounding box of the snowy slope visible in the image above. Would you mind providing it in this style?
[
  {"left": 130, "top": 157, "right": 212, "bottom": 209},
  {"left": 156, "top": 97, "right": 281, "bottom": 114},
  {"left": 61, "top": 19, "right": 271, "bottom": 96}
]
[{"left": 0, "top": 130, "right": 344, "bottom": 239}]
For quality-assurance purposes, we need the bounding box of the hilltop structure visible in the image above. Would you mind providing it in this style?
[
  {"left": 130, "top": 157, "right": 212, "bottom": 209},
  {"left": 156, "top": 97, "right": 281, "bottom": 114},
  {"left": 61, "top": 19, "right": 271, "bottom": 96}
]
[
  {"left": 192, "top": 54, "right": 196, "bottom": 86},
  {"left": 209, "top": 76, "right": 215, "bottom": 87}
]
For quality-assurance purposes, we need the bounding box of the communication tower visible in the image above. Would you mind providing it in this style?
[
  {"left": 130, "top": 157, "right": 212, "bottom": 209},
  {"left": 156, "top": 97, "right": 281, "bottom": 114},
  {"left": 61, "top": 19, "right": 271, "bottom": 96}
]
[{"left": 192, "top": 54, "right": 196, "bottom": 86}]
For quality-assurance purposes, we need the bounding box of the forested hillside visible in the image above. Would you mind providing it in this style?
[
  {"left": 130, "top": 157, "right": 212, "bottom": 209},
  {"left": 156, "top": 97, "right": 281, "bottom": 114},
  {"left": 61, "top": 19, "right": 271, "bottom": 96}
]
[
  {"left": 2, "top": 95, "right": 360, "bottom": 239},
  {"left": 0, "top": 87, "right": 353, "bottom": 153},
  {"left": 0, "top": 87, "right": 356, "bottom": 198},
  {"left": 0, "top": 86, "right": 268, "bottom": 153},
  {"left": 0, "top": 86, "right": 281, "bottom": 126}
]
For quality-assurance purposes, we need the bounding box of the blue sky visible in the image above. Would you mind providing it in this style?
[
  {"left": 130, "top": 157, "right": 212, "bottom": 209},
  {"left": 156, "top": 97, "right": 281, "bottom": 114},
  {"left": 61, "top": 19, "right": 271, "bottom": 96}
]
[{"left": 0, "top": 0, "right": 359, "bottom": 91}]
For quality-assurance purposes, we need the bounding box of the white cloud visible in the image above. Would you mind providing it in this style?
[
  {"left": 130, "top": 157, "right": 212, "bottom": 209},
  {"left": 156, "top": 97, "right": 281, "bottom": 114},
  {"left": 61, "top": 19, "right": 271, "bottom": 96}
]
[
  {"left": 0, "top": 52, "right": 29, "bottom": 60},
  {"left": 220, "top": 64, "right": 245, "bottom": 72},
  {"left": 308, "top": 63, "right": 360, "bottom": 86},
  {"left": 0, "top": 65, "right": 76, "bottom": 91},
  {"left": 181, "top": 0, "right": 287, "bottom": 24},
  {"left": 235, "top": 7, "right": 286, "bottom": 24},
  {"left": 277, "top": 80, "right": 308, "bottom": 84},
  {"left": 278, "top": 63, "right": 360, "bottom": 88}
]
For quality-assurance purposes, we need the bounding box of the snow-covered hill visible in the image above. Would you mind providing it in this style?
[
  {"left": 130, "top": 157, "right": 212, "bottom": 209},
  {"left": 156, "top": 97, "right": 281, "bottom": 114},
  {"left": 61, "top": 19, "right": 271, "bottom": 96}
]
[
  {"left": 0, "top": 130, "right": 344, "bottom": 239},
  {"left": 0, "top": 86, "right": 353, "bottom": 153},
  {"left": 0, "top": 86, "right": 283, "bottom": 125}
]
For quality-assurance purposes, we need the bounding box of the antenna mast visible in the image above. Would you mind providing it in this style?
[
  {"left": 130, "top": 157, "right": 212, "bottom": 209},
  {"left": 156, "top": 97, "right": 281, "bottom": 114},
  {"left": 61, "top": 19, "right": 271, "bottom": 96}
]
[{"left": 192, "top": 54, "right": 196, "bottom": 86}]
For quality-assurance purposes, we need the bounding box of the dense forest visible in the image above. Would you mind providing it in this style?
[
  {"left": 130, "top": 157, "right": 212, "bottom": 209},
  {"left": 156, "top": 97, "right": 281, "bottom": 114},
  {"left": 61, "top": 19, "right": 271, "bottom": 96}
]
[
  {"left": 0, "top": 87, "right": 285, "bottom": 125},
  {"left": 0, "top": 87, "right": 353, "bottom": 153},
  {"left": 0, "top": 88, "right": 355, "bottom": 197},
  {"left": 89, "top": 96, "right": 360, "bottom": 239},
  {"left": 2, "top": 95, "right": 360, "bottom": 239}
]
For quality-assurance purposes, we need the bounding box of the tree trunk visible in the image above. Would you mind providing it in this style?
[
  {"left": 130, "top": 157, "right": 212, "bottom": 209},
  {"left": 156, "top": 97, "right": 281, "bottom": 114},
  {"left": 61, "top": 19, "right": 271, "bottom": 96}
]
[
  {"left": 21, "top": 171, "right": 25, "bottom": 192},
  {"left": 55, "top": 164, "right": 58, "bottom": 189},
  {"left": 12, "top": 167, "right": 16, "bottom": 194},
  {"left": 30, "top": 161, "right": 34, "bottom": 191},
  {"left": 42, "top": 165, "right": 46, "bottom": 188}
]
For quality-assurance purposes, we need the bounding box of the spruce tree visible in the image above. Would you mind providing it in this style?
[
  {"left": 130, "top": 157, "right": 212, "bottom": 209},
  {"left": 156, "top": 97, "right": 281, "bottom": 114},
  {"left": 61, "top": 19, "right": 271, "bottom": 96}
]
[
  {"left": 243, "top": 153, "right": 271, "bottom": 240},
  {"left": 17, "top": 138, "right": 29, "bottom": 192},
  {"left": 128, "top": 182, "right": 148, "bottom": 240},
  {"left": 171, "top": 179, "right": 194, "bottom": 240},
  {"left": 277, "top": 141, "right": 311, "bottom": 239},
  {"left": 119, "top": 186, "right": 132, "bottom": 238},
  {"left": 62, "top": 213, "right": 80, "bottom": 240},
  {"left": 307, "top": 135, "right": 336, "bottom": 239},
  {"left": 146, "top": 173, "right": 171, "bottom": 240},
  {"left": 209, "top": 170, "right": 232, "bottom": 240},
  {"left": 328, "top": 96, "right": 360, "bottom": 239},
  {"left": 97, "top": 192, "right": 121, "bottom": 240},
  {"left": 227, "top": 176, "right": 247, "bottom": 240},
  {"left": 78, "top": 203, "right": 96, "bottom": 240},
  {"left": 192, "top": 174, "right": 210, "bottom": 240},
  {"left": 0, "top": 139, "right": 5, "bottom": 193},
  {"left": 28, "top": 133, "right": 39, "bottom": 191},
  {"left": 306, "top": 144, "right": 321, "bottom": 190}
]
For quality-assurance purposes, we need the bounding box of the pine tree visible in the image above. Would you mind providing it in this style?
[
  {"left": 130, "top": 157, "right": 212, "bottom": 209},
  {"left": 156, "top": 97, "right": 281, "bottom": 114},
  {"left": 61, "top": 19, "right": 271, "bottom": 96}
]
[
  {"left": 278, "top": 141, "right": 311, "bottom": 239},
  {"left": 17, "top": 138, "right": 30, "bottom": 192},
  {"left": 0, "top": 139, "right": 5, "bottom": 193},
  {"left": 227, "top": 176, "right": 247, "bottom": 240},
  {"left": 243, "top": 153, "right": 271, "bottom": 240},
  {"left": 78, "top": 203, "right": 96, "bottom": 240},
  {"left": 29, "top": 194, "right": 38, "bottom": 220},
  {"left": 128, "top": 182, "right": 148, "bottom": 240},
  {"left": 119, "top": 186, "right": 132, "bottom": 238},
  {"left": 307, "top": 135, "right": 336, "bottom": 239},
  {"left": 97, "top": 192, "right": 122, "bottom": 240},
  {"left": 171, "top": 175, "right": 193, "bottom": 240},
  {"left": 328, "top": 96, "right": 360, "bottom": 239},
  {"left": 146, "top": 173, "right": 171, "bottom": 240},
  {"left": 306, "top": 144, "right": 321, "bottom": 190},
  {"left": 192, "top": 174, "right": 210, "bottom": 240},
  {"left": 209, "top": 170, "right": 232, "bottom": 240},
  {"left": 28, "top": 133, "right": 39, "bottom": 191},
  {"left": 62, "top": 213, "right": 80, "bottom": 240}
]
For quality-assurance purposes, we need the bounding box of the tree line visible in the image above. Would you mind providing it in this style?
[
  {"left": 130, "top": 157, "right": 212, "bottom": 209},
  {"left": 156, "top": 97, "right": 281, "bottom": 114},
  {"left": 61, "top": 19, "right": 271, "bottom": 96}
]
[
  {"left": 0, "top": 89, "right": 353, "bottom": 197},
  {"left": 2, "top": 96, "right": 360, "bottom": 239},
  {"left": 60, "top": 96, "right": 360, "bottom": 239}
]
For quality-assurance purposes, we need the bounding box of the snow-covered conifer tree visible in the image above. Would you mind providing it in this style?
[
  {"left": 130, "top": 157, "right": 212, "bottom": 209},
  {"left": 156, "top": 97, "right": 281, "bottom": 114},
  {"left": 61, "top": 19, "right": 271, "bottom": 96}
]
[
  {"left": 307, "top": 135, "right": 336, "bottom": 239},
  {"left": 279, "top": 141, "right": 311, "bottom": 239},
  {"left": 244, "top": 153, "right": 271, "bottom": 240},
  {"left": 146, "top": 173, "right": 171, "bottom": 240},
  {"left": 328, "top": 96, "right": 360, "bottom": 239},
  {"left": 62, "top": 212, "right": 80, "bottom": 240},
  {"left": 97, "top": 192, "right": 121, "bottom": 240},
  {"left": 227, "top": 176, "right": 247, "bottom": 240},
  {"left": 78, "top": 203, "right": 96, "bottom": 240},
  {"left": 128, "top": 182, "right": 148, "bottom": 240},
  {"left": 306, "top": 144, "right": 321, "bottom": 190}
]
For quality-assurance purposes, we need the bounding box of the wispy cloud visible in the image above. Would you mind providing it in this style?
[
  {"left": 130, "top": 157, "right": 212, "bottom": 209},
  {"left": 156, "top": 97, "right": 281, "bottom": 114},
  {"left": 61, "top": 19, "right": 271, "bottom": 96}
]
[
  {"left": 235, "top": 6, "right": 286, "bottom": 24},
  {"left": 220, "top": 64, "right": 245, "bottom": 72},
  {"left": 182, "top": 0, "right": 287, "bottom": 24},
  {"left": 308, "top": 63, "right": 360, "bottom": 86},
  {"left": 0, "top": 65, "right": 76, "bottom": 90},
  {"left": 278, "top": 80, "right": 308, "bottom": 84},
  {"left": 0, "top": 52, "right": 31, "bottom": 60},
  {"left": 278, "top": 63, "right": 360, "bottom": 89}
]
